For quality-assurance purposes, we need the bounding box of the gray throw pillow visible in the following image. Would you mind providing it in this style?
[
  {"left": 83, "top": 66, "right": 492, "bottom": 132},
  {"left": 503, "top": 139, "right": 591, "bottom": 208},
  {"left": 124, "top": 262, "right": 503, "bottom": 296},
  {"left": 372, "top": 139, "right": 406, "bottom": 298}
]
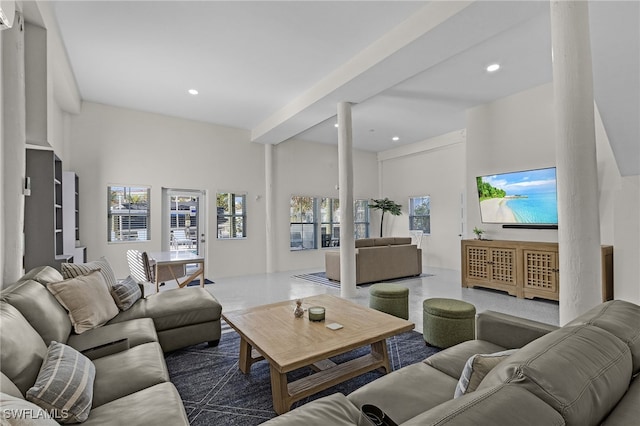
[
  {"left": 110, "top": 275, "right": 142, "bottom": 311},
  {"left": 454, "top": 349, "right": 517, "bottom": 398},
  {"left": 61, "top": 257, "right": 117, "bottom": 289},
  {"left": 26, "top": 341, "right": 96, "bottom": 424}
]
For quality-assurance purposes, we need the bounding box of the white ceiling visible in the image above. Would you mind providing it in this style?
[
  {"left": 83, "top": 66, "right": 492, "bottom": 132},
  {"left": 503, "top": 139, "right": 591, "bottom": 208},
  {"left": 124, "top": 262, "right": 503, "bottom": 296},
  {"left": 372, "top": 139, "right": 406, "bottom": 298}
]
[{"left": 50, "top": 1, "right": 639, "bottom": 175}]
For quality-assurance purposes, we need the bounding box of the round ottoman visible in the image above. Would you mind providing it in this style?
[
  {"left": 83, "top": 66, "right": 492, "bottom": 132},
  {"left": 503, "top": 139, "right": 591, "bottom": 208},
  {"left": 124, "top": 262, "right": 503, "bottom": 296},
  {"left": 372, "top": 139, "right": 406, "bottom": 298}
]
[
  {"left": 369, "top": 284, "right": 409, "bottom": 320},
  {"left": 423, "top": 298, "right": 476, "bottom": 348}
]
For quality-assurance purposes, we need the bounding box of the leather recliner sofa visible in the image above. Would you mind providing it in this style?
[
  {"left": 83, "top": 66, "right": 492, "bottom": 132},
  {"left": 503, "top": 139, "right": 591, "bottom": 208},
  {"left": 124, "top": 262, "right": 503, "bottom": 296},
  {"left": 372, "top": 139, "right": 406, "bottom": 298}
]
[
  {"left": 263, "top": 300, "right": 640, "bottom": 426},
  {"left": 0, "top": 266, "right": 223, "bottom": 425}
]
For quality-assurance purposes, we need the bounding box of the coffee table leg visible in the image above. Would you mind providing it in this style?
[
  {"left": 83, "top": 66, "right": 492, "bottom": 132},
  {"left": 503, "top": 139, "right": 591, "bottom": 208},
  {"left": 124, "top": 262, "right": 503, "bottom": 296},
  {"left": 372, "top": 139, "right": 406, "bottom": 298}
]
[
  {"left": 239, "top": 337, "right": 252, "bottom": 374},
  {"left": 269, "top": 365, "right": 290, "bottom": 415},
  {"left": 371, "top": 339, "right": 391, "bottom": 374}
]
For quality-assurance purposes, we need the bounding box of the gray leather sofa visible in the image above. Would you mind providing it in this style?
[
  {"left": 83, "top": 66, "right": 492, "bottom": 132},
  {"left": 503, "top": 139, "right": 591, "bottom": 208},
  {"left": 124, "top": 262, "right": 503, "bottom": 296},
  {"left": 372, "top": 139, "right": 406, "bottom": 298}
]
[
  {"left": 0, "top": 266, "right": 223, "bottom": 425},
  {"left": 263, "top": 300, "right": 640, "bottom": 426},
  {"left": 325, "top": 237, "right": 422, "bottom": 284}
]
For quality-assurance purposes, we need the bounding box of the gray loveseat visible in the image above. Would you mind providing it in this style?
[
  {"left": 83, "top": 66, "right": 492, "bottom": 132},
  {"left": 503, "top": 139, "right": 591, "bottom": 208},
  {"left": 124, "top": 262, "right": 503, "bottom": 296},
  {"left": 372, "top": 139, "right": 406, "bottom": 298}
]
[
  {"left": 325, "top": 237, "right": 422, "bottom": 285},
  {"left": 263, "top": 300, "right": 640, "bottom": 425},
  {"left": 0, "top": 266, "right": 223, "bottom": 425}
]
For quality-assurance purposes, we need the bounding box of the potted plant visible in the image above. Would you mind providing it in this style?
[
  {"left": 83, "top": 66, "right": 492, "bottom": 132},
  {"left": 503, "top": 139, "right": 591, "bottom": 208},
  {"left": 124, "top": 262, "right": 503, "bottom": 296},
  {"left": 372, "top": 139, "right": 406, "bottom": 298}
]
[
  {"left": 368, "top": 198, "right": 402, "bottom": 237},
  {"left": 473, "top": 227, "right": 484, "bottom": 240}
]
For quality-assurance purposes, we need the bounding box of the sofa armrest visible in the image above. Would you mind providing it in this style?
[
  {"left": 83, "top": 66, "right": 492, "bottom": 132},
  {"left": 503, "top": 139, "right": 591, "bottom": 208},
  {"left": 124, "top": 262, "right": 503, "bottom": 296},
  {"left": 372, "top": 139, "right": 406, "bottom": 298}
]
[
  {"left": 80, "top": 338, "right": 129, "bottom": 360},
  {"left": 325, "top": 251, "right": 341, "bottom": 282},
  {"left": 476, "top": 311, "right": 558, "bottom": 349}
]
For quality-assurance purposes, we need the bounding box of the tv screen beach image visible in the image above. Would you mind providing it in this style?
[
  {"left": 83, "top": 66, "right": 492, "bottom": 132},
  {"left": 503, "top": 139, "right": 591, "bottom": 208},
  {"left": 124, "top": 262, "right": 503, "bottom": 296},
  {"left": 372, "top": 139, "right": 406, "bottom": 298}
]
[{"left": 477, "top": 168, "right": 558, "bottom": 224}]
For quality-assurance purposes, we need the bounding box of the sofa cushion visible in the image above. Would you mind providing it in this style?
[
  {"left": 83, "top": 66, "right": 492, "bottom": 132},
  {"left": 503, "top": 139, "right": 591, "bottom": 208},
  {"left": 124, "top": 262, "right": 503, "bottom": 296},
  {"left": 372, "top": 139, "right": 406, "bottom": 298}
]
[
  {"left": 1, "top": 372, "right": 23, "bottom": 399},
  {"left": 66, "top": 318, "right": 157, "bottom": 356},
  {"left": 1, "top": 279, "right": 72, "bottom": 345},
  {"left": 566, "top": 300, "right": 640, "bottom": 375},
  {"left": 61, "top": 257, "right": 117, "bottom": 290},
  {"left": 110, "top": 275, "right": 142, "bottom": 311},
  {"left": 454, "top": 349, "right": 517, "bottom": 398},
  {"left": 26, "top": 342, "right": 95, "bottom": 424},
  {"left": 82, "top": 383, "right": 189, "bottom": 426},
  {"left": 261, "top": 393, "right": 360, "bottom": 426},
  {"left": 478, "top": 325, "right": 632, "bottom": 426},
  {"left": 91, "top": 342, "right": 169, "bottom": 408},
  {"left": 424, "top": 339, "right": 506, "bottom": 380},
  {"left": 373, "top": 237, "right": 396, "bottom": 246},
  {"left": 108, "top": 287, "right": 222, "bottom": 331},
  {"left": 402, "top": 383, "right": 565, "bottom": 426},
  {"left": 348, "top": 362, "right": 458, "bottom": 424},
  {"left": 0, "top": 303, "right": 48, "bottom": 396},
  {"left": 355, "top": 238, "right": 375, "bottom": 248},
  {"left": 47, "top": 270, "right": 119, "bottom": 334},
  {"left": 601, "top": 373, "right": 640, "bottom": 426},
  {"left": 19, "top": 266, "right": 64, "bottom": 286},
  {"left": 1, "top": 392, "right": 59, "bottom": 425}
]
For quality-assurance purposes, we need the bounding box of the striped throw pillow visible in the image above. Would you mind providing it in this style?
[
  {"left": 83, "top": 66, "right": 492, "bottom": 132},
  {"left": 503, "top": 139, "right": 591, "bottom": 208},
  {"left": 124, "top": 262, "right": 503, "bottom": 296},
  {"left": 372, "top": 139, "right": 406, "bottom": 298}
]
[
  {"left": 26, "top": 341, "right": 96, "bottom": 424},
  {"left": 111, "top": 275, "right": 142, "bottom": 311},
  {"left": 61, "top": 257, "right": 117, "bottom": 289}
]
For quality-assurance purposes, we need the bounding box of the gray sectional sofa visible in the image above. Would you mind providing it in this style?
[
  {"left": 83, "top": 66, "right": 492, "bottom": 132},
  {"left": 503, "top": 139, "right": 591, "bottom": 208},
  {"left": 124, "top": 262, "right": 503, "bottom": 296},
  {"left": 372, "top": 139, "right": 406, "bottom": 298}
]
[
  {"left": 264, "top": 300, "right": 640, "bottom": 426},
  {"left": 0, "top": 266, "right": 223, "bottom": 425},
  {"left": 325, "top": 237, "right": 422, "bottom": 284}
]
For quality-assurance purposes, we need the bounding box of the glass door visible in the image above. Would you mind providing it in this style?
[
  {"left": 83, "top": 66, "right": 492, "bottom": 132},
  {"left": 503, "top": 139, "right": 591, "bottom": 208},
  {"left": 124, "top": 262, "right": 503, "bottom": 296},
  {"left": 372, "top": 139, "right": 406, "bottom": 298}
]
[{"left": 163, "top": 189, "right": 206, "bottom": 258}]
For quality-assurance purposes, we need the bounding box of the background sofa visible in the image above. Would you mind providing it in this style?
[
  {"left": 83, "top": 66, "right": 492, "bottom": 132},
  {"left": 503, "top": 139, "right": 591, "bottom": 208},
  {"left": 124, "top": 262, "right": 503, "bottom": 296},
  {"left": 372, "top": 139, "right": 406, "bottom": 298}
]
[
  {"left": 325, "top": 237, "right": 422, "bottom": 284},
  {"left": 0, "top": 266, "right": 223, "bottom": 424},
  {"left": 263, "top": 300, "right": 640, "bottom": 425}
]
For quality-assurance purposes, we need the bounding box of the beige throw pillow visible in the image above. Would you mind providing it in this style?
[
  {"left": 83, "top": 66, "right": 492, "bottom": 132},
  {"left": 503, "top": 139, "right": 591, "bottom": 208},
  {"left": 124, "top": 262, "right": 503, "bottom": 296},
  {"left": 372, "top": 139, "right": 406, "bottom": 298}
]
[{"left": 47, "top": 270, "right": 119, "bottom": 334}]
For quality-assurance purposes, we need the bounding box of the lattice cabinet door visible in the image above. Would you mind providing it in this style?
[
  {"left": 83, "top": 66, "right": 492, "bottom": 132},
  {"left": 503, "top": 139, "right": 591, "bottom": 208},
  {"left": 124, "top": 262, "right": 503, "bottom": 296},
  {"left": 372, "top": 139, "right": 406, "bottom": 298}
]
[
  {"left": 523, "top": 250, "right": 559, "bottom": 300},
  {"left": 488, "top": 248, "right": 517, "bottom": 286},
  {"left": 465, "top": 246, "right": 489, "bottom": 281}
]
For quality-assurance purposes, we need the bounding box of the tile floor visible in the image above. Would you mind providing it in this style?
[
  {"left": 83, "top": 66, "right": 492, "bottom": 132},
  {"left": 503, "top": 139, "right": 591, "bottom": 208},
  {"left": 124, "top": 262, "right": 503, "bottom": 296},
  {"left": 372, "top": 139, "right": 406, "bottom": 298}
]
[{"left": 154, "top": 266, "right": 559, "bottom": 333}]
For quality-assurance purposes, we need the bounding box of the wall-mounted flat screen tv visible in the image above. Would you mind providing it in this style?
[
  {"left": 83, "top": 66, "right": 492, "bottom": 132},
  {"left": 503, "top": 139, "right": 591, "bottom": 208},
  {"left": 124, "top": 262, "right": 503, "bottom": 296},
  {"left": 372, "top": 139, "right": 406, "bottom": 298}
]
[{"left": 476, "top": 167, "right": 558, "bottom": 225}]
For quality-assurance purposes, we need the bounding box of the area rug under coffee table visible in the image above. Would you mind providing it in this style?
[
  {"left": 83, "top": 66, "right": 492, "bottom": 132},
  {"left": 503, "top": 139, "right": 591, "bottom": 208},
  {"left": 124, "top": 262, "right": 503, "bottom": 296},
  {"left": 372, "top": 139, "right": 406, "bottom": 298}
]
[{"left": 166, "top": 327, "right": 438, "bottom": 425}]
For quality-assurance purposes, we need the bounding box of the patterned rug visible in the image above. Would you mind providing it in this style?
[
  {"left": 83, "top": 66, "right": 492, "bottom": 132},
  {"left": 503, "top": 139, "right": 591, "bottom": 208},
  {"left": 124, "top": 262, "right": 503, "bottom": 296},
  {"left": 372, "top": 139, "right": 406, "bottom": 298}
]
[
  {"left": 293, "top": 271, "right": 432, "bottom": 288},
  {"left": 165, "top": 329, "right": 438, "bottom": 425}
]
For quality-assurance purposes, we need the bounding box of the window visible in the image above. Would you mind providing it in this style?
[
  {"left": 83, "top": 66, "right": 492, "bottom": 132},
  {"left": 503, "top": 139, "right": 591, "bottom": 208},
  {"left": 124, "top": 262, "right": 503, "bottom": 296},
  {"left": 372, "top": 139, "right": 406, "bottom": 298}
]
[
  {"left": 290, "top": 196, "right": 370, "bottom": 250},
  {"left": 320, "top": 198, "right": 340, "bottom": 247},
  {"left": 108, "top": 186, "right": 150, "bottom": 242},
  {"left": 409, "top": 196, "right": 430, "bottom": 234},
  {"left": 354, "top": 199, "right": 370, "bottom": 239},
  {"left": 217, "top": 192, "right": 246, "bottom": 239},
  {"left": 290, "top": 196, "right": 317, "bottom": 250}
]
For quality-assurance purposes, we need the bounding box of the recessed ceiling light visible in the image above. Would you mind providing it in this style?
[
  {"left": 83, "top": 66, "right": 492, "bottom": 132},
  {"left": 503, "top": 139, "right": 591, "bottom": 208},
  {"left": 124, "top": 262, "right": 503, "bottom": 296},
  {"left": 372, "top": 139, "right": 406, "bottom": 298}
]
[
  {"left": 188, "top": 89, "right": 199, "bottom": 95},
  {"left": 334, "top": 123, "right": 339, "bottom": 128},
  {"left": 486, "top": 63, "right": 500, "bottom": 72},
  {"left": 392, "top": 136, "right": 400, "bottom": 142}
]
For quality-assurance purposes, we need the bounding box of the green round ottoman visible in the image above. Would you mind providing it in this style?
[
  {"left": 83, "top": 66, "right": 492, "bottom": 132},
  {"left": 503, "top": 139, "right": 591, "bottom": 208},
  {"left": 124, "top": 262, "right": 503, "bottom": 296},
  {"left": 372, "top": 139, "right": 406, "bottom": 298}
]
[
  {"left": 369, "top": 284, "right": 409, "bottom": 320},
  {"left": 423, "top": 298, "right": 476, "bottom": 348}
]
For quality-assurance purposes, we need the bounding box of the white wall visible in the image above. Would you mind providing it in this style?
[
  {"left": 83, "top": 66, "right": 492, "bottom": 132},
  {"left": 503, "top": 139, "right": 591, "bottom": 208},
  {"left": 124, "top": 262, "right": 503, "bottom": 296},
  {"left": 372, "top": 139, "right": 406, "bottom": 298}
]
[
  {"left": 379, "top": 131, "right": 466, "bottom": 270},
  {"left": 466, "top": 83, "right": 638, "bottom": 303},
  {"left": 273, "top": 138, "right": 379, "bottom": 272},
  {"left": 466, "top": 83, "right": 559, "bottom": 243},
  {"left": 68, "top": 102, "right": 267, "bottom": 279}
]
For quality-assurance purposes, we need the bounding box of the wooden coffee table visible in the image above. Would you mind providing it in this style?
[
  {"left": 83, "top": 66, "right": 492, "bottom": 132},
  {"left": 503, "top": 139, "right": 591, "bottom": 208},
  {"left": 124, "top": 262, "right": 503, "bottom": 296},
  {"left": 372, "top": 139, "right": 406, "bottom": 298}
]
[{"left": 222, "top": 294, "right": 414, "bottom": 414}]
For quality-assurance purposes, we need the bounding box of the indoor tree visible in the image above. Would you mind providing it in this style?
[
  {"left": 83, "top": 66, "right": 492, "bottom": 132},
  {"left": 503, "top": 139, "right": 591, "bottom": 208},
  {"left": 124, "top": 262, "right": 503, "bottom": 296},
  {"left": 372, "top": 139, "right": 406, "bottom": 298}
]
[{"left": 368, "top": 198, "right": 402, "bottom": 237}]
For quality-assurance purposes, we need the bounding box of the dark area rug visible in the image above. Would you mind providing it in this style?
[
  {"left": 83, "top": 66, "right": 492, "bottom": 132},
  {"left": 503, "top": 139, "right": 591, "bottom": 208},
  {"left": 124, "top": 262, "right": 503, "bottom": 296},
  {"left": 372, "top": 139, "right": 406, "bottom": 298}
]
[
  {"left": 186, "top": 278, "right": 215, "bottom": 287},
  {"left": 293, "top": 271, "right": 433, "bottom": 289},
  {"left": 165, "top": 329, "right": 438, "bottom": 425}
]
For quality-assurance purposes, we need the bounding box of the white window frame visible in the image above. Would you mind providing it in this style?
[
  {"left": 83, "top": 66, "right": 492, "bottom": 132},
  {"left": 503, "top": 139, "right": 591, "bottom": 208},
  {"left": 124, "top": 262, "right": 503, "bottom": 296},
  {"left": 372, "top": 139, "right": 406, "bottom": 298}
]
[
  {"left": 108, "top": 185, "right": 151, "bottom": 242},
  {"left": 409, "top": 195, "right": 431, "bottom": 235}
]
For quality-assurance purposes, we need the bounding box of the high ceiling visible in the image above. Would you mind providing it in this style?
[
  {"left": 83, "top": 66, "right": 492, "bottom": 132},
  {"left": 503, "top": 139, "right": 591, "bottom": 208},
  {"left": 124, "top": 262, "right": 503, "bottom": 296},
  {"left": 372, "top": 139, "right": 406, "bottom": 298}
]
[{"left": 50, "top": 1, "right": 639, "bottom": 175}]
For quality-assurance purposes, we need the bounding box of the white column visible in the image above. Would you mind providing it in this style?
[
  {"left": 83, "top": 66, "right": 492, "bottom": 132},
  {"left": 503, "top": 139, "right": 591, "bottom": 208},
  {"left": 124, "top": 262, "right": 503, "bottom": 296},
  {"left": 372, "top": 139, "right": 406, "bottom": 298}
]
[
  {"left": 265, "top": 144, "right": 275, "bottom": 273},
  {"left": 550, "top": 1, "right": 602, "bottom": 324},
  {"left": 2, "top": 14, "right": 27, "bottom": 284},
  {"left": 338, "top": 102, "right": 356, "bottom": 297}
]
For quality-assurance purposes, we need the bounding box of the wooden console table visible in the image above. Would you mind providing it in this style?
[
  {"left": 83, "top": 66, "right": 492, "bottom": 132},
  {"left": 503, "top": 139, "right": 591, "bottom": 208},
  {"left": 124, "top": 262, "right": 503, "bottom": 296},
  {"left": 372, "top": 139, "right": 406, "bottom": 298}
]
[{"left": 461, "top": 239, "right": 613, "bottom": 302}]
